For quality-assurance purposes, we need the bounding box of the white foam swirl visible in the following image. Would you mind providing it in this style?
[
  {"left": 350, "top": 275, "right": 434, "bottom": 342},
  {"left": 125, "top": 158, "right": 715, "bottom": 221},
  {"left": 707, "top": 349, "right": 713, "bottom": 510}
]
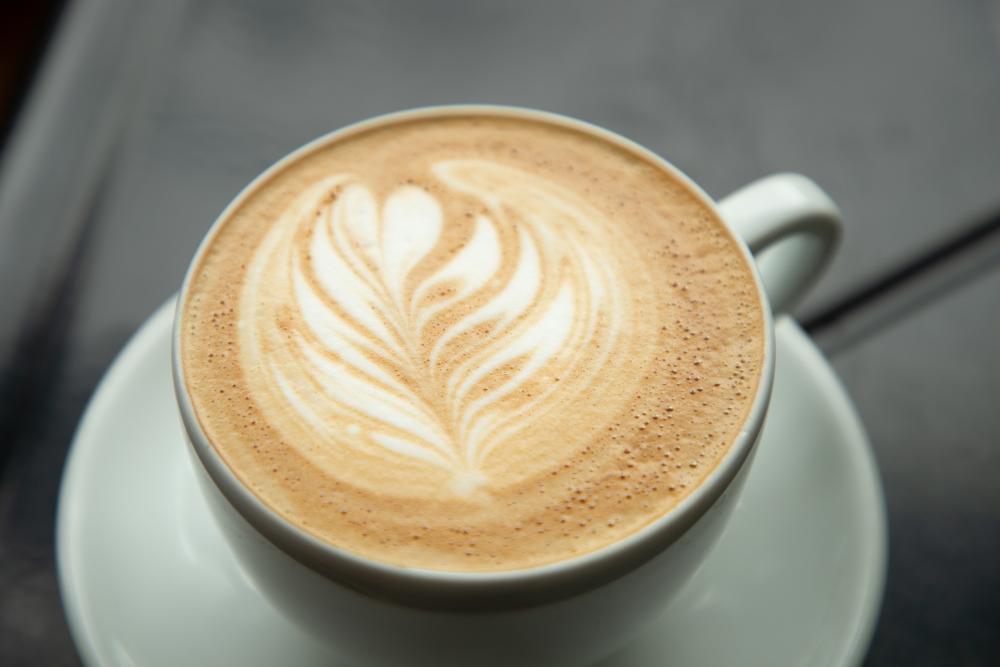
[{"left": 240, "top": 160, "right": 627, "bottom": 495}]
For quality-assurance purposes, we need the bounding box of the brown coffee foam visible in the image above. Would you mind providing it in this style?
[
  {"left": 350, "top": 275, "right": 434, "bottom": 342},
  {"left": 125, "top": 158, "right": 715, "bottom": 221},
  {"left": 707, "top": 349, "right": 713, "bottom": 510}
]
[{"left": 181, "top": 114, "right": 764, "bottom": 571}]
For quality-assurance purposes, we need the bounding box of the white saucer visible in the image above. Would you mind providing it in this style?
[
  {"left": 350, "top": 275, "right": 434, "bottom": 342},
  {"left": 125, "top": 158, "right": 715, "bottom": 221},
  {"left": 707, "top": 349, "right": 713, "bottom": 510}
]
[{"left": 57, "top": 300, "right": 886, "bottom": 666}]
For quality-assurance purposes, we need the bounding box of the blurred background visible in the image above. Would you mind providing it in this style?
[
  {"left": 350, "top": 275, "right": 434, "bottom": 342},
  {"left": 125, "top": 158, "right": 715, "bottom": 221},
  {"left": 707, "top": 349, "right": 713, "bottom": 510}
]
[{"left": 1, "top": 1, "right": 998, "bottom": 665}]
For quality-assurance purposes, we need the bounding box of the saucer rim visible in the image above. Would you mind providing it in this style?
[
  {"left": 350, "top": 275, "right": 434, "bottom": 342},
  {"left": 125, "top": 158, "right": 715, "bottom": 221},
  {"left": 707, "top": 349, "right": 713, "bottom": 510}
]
[
  {"left": 56, "top": 300, "right": 887, "bottom": 667},
  {"left": 777, "top": 316, "right": 887, "bottom": 667}
]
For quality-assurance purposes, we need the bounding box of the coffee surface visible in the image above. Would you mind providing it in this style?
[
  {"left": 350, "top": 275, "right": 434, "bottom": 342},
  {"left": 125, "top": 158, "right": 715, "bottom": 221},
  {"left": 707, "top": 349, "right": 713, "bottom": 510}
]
[{"left": 181, "top": 113, "right": 764, "bottom": 571}]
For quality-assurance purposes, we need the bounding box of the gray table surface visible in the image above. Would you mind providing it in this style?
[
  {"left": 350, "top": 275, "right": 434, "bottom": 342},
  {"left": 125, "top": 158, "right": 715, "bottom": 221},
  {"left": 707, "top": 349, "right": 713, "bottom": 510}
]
[{"left": 1, "top": 0, "right": 998, "bottom": 665}]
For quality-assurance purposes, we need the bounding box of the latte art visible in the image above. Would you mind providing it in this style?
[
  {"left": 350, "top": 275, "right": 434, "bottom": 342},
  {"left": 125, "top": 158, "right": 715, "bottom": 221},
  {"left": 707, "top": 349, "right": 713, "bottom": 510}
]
[
  {"left": 243, "top": 161, "right": 627, "bottom": 496},
  {"left": 181, "top": 114, "right": 764, "bottom": 571}
]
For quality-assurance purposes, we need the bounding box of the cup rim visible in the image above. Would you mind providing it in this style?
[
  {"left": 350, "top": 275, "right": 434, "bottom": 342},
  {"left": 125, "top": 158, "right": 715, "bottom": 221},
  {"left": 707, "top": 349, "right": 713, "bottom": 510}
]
[{"left": 172, "top": 104, "right": 776, "bottom": 610}]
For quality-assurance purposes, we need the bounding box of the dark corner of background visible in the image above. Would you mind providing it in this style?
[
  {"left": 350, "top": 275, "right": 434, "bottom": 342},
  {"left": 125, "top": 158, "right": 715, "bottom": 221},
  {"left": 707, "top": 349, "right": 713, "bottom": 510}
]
[{"left": 0, "top": 0, "right": 69, "bottom": 158}]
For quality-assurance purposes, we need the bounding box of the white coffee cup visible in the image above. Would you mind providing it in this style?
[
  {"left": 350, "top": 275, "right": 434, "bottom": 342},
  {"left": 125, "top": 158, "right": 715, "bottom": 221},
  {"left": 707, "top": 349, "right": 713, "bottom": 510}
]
[{"left": 173, "top": 105, "right": 841, "bottom": 666}]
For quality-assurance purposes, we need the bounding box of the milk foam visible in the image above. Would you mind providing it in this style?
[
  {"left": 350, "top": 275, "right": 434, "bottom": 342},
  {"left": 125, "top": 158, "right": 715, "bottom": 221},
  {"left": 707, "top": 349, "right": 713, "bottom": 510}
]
[
  {"left": 181, "top": 115, "right": 765, "bottom": 571},
  {"left": 241, "top": 160, "right": 625, "bottom": 496}
]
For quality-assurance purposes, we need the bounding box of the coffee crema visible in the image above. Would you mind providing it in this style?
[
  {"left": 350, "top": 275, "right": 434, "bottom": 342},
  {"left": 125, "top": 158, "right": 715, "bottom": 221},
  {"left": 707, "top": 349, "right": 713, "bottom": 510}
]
[{"left": 181, "top": 113, "right": 764, "bottom": 571}]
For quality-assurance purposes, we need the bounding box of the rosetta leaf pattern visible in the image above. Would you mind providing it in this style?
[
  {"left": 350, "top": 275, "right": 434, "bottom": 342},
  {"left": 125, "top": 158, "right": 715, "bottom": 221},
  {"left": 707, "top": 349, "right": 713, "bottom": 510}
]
[{"left": 241, "top": 161, "right": 624, "bottom": 494}]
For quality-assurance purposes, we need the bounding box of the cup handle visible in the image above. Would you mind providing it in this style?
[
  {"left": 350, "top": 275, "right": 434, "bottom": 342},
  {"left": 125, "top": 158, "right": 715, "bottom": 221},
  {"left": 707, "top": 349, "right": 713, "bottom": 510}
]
[{"left": 718, "top": 173, "right": 843, "bottom": 315}]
